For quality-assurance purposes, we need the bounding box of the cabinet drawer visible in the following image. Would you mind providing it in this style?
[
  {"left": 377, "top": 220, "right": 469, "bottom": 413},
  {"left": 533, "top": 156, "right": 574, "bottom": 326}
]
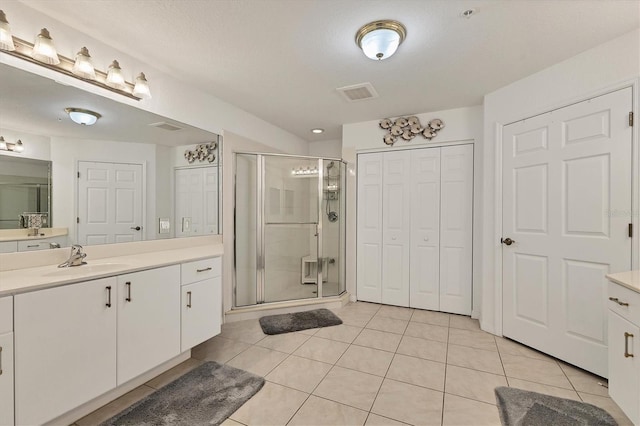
[
  {"left": 17, "top": 239, "right": 55, "bottom": 251},
  {"left": 0, "top": 241, "right": 17, "bottom": 253},
  {"left": 181, "top": 257, "right": 221, "bottom": 285},
  {"left": 608, "top": 282, "right": 640, "bottom": 325},
  {"left": 0, "top": 297, "right": 12, "bottom": 334}
]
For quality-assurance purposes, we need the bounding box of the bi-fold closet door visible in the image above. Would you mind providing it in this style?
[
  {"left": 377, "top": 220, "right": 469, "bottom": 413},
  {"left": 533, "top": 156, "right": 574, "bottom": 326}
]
[{"left": 356, "top": 144, "right": 473, "bottom": 315}]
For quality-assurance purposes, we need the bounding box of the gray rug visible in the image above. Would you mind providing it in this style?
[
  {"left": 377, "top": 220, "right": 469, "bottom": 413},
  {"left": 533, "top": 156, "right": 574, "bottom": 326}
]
[
  {"left": 259, "top": 308, "right": 342, "bottom": 335},
  {"left": 100, "top": 361, "right": 264, "bottom": 426},
  {"left": 495, "top": 386, "right": 617, "bottom": 426}
]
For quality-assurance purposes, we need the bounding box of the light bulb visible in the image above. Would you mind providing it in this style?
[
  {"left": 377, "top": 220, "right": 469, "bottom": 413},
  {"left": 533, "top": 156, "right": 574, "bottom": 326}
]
[
  {"left": 133, "top": 72, "right": 151, "bottom": 99},
  {"left": 72, "top": 47, "right": 96, "bottom": 80},
  {"left": 0, "top": 136, "right": 6, "bottom": 150},
  {"left": 14, "top": 140, "right": 24, "bottom": 153},
  {"left": 32, "top": 28, "right": 60, "bottom": 65},
  {"left": 0, "top": 10, "right": 15, "bottom": 51},
  {"left": 106, "top": 60, "right": 126, "bottom": 90}
]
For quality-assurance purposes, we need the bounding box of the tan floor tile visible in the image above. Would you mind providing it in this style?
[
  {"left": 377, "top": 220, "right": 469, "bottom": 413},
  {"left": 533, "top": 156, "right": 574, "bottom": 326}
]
[
  {"left": 353, "top": 329, "right": 402, "bottom": 352},
  {"left": 501, "top": 353, "right": 572, "bottom": 389},
  {"left": 376, "top": 305, "right": 414, "bottom": 320},
  {"left": 145, "top": 358, "right": 203, "bottom": 389},
  {"left": 227, "top": 345, "right": 288, "bottom": 376},
  {"left": 449, "top": 315, "right": 480, "bottom": 331},
  {"left": 266, "top": 355, "right": 332, "bottom": 393},
  {"left": 397, "top": 335, "right": 447, "bottom": 363},
  {"left": 292, "top": 336, "right": 350, "bottom": 364},
  {"left": 191, "top": 335, "right": 251, "bottom": 363},
  {"left": 220, "top": 418, "right": 244, "bottom": 426},
  {"left": 288, "top": 395, "right": 368, "bottom": 426},
  {"left": 442, "top": 393, "right": 501, "bottom": 426},
  {"left": 494, "top": 336, "right": 552, "bottom": 361},
  {"left": 313, "top": 366, "right": 384, "bottom": 411},
  {"left": 507, "top": 378, "right": 581, "bottom": 400},
  {"left": 411, "top": 309, "right": 451, "bottom": 327},
  {"left": 404, "top": 322, "right": 449, "bottom": 343},
  {"left": 344, "top": 301, "right": 382, "bottom": 314},
  {"left": 314, "top": 324, "right": 363, "bottom": 343},
  {"left": 445, "top": 365, "right": 507, "bottom": 404},
  {"left": 448, "top": 328, "right": 497, "bottom": 351},
  {"left": 333, "top": 310, "right": 376, "bottom": 327},
  {"left": 255, "top": 331, "right": 310, "bottom": 354},
  {"left": 366, "top": 316, "right": 409, "bottom": 335},
  {"left": 558, "top": 362, "right": 609, "bottom": 397},
  {"left": 229, "top": 382, "right": 309, "bottom": 426},
  {"left": 365, "top": 413, "right": 410, "bottom": 425},
  {"left": 76, "top": 385, "right": 155, "bottom": 426},
  {"left": 336, "top": 345, "right": 394, "bottom": 376},
  {"left": 447, "top": 344, "right": 504, "bottom": 375},
  {"left": 579, "top": 392, "right": 633, "bottom": 426},
  {"left": 297, "top": 327, "right": 320, "bottom": 335},
  {"left": 386, "top": 354, "right": 445, "bottom": 391},
  {"left": 220, "top": 319, "right": 267, "bottom": 344},
  {"left": 371, "top": 379, "right": 443, "bottom": 426}
]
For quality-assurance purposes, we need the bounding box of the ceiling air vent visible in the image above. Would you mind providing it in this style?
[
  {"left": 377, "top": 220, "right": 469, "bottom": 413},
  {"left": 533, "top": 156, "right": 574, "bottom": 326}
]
[
  {"left": 336, "top": 82, "right": 379, "bottom": 102},
  {"left": 149, "top": 121, "right": 183, "bottom": 131}
]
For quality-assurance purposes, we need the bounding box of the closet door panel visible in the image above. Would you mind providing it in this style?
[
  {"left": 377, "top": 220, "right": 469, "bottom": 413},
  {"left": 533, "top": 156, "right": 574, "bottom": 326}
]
[
  {"left": 357, "top": 153, "right": 383, "bottom": 303},
  {"left": 410, "top": 148, "right": 441, "bottom": 310},
  {"left": 382, "top": 151, "right": 410, "bottom": 307},
  {"left": 440, "top": 144, "right": 473, "bottom": 315}
]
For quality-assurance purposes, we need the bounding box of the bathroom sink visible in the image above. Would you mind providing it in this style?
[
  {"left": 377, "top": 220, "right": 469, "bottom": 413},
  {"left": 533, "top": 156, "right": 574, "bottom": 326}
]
[{"left": 43, "top": 263, "right": 130, "bottom": 277}]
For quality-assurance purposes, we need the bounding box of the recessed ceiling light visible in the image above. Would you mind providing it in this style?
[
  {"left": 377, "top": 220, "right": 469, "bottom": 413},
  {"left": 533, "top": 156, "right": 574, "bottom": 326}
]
[
  {"left": 311, "top": 128, "right": 324, "bottom": 134},
  {"left": 461, "top": 9, "right": 476, "bottom": 19}
]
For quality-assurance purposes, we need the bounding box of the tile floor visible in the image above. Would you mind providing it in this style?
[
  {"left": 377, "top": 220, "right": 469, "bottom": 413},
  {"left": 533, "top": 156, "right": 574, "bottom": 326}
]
[{"left": 74, "top": 302, "right": 632, "bottom": 426}]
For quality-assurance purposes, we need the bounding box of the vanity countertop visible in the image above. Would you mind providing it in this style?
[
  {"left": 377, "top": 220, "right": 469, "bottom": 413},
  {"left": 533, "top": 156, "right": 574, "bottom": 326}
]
[
  {"left": 0, "top": 243, "right": 223, "bottom": 297},
  {"left": 606, "top": 270, "right": 640, "bottom": 294},
  {"left": 0, "top": 227, "right": 68, "bottom": 242}
]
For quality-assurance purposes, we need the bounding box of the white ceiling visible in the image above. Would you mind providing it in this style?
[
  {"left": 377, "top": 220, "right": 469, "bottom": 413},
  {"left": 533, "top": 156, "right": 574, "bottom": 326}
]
[{"left": 20, "top": 0, "right": 640, "bottom": 142}]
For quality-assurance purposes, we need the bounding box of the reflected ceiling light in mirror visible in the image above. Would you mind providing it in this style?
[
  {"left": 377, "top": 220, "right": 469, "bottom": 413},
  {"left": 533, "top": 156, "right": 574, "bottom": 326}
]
[
  {"left": 71, "top": 47, "right": 96, "bottom": 80},
  {"left": 106, "top": 60, "right": 126, "bottom": 90},
  {"left": 32, "top": 28, "right": 60, "bottom": 65},
  {"left": 0, "top": 10, "right": 15, "bottom": 51},
  {"left": 355, "top": 20, "right": 406, "bottom": 60},
  {"left": 65, "top": 108, "right": 102, "bottom": 126},
  {"left": 133, "top": 72, "right": 152, "bottom": 99},
  {"left": 0, "top": 136, "right": 25, "bottom": 153},
  {"left": 311, "top": 128, "right": 324, "bottom": 134}
]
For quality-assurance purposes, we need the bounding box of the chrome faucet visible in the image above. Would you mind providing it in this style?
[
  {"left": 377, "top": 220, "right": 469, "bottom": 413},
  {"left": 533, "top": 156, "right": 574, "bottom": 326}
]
[{"left": 58, "top": 244, "right": 87, "bottom": 268}]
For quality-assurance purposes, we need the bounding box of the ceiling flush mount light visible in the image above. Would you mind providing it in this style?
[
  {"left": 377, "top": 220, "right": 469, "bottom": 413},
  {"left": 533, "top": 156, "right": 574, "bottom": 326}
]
[
  {"left": 311, "top": 128, "right": 324, "bottom": 134},
  {"left": 72, "top": 46, "right": 96, "bottom": 80},
  {"left": 0, "top": 10, "right": 15, "bottom": 51},
  {"left": 65, "top": 108, "right": 102, "bottom": 126},
  {"left": 32, "top": 28, "right": 60, "bottom": 65},
  {"left": 133, "top": 72, "right": 152, "bottom": 99},
  {"left": 355, "top": 20, "right": 406, "bottom": 60},
  {"left": 0, "top": 136, "right": 25, "bottom": 153}
]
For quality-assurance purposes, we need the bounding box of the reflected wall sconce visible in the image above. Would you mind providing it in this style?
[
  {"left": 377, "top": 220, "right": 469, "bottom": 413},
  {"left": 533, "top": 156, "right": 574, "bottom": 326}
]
[
  {"left": 0, "top": 136, "right": 25, "bottom": 153},
  {"left": 0, "top": 10, "right": 151, "bottom": 100},
  {"left": 65, "top": 108, "right": 102, "bottom": 126},
  {"left": 355, "top": 20, "right": 406, "bottom": 60}
]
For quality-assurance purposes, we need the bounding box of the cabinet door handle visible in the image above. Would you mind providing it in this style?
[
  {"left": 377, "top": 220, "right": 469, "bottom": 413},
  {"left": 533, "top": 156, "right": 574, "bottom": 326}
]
[
  {"left": 27, "top": 244, "right": 39, "bottom": 248},
  {"left": 197, "top": 267, "right": 212, "bottom": 273},
  {"left": 126, "top": 281, "right": 132, "bottom": 302},
  {"left": 187, "top": 291, "right": 192, "bottom": 308},
  {"left": 106, "top": 286, "right": 112, "bottom": 307},
  {"left": 0, "top": 346, "right": 3, "bottom": 375},
  {"left": 625, "top": 332, "right": 634, "bottom": 358},
  {"left": 609, "top": 297, "right": 630, "bottom": 307}
]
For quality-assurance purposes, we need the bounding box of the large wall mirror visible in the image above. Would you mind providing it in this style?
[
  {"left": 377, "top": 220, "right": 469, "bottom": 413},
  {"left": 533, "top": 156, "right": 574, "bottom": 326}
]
[{"left": 0, "top": 63, "right": 221, "bottom": 251}]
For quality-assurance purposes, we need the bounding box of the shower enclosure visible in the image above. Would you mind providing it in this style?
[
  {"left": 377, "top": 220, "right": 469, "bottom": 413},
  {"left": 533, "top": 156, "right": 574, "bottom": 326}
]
[{"left": 234, "top": 153, "right": 346, "bottom": 306}]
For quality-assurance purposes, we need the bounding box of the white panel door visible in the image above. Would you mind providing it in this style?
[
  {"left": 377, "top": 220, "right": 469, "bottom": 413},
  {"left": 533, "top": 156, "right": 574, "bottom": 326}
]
[
  {"left": 181, "top": 277, "right": 222, "bottom": 351},
  {"left": 357, "top": 153, "right": 383, "bottom": 303},
  {"left": 410, "top": 147, "right": 441, "bottom": 310},
  {"left": 502, "top": 88, "right": 632, "bottom": 376},
  {"left": 440, "top": 144, "right": 474, "bottom": 315},
  {"left": 0, "top": 332, "right": 13, "bottom": 426},
  {"left": 382, "top": 151, "right": 411, "bottom": 307},
  {"left": 78, "top": 161, "right": 143, "bottom": 245},
  {"left": 204, "top": 167, "right": 219, "bottom": 234},
  {"left": 175, "top": 168, "right": 204, "bottom": 237}
]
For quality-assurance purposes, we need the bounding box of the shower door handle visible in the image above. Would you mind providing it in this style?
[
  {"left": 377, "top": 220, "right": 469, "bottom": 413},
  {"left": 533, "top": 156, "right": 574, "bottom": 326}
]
[{"left": 314, "top": 223, "right": 319, "bottom": 237}]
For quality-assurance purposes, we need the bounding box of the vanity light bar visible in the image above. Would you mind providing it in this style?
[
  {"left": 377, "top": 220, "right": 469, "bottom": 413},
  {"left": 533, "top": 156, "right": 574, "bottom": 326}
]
[
  {"left": 0, "top": 136, "right": 24, "bottom": 153},
  {"left": 291, "top": 167, "right": 319, "bottom": 176}
]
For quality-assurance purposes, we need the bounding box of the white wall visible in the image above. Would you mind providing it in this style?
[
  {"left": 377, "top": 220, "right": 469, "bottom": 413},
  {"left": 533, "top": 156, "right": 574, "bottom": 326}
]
[
  {"left": 309, "top": 139, "right": 342, "bottom": 159},
  {"left": 480, "top": 28, "right": 640, "bottom": 335},
  {"left": 0, "top": 128, "right": 51, "bottom": 161},
  {"left": 342, "top": 105, "right": 484, "bottom": 313}
]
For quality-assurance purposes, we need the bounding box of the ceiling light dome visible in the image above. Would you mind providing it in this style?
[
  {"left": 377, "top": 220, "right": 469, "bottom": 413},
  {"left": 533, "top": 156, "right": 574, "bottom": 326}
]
[
  {"left": 65, "top": 108, "right": 101, "bottom": 126},
  {"left": 355, "top": 20, "right": 406, "bottom": 61}
]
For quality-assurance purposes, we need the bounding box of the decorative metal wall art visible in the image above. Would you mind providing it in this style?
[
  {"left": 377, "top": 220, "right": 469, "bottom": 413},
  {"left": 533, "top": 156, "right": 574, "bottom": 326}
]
[
  {"left": 184, "top": 141, "right": 217, "bottom": 164},
  {"left": 379, "top": 116, "right": 445, "bottom": 146}
]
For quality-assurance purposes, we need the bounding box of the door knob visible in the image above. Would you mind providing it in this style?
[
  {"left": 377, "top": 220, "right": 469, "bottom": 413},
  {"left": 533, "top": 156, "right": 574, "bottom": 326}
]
[
  {"left": 501, "top": 237, "right": 515, "bottom": 246},
  {"left": 130, "top": 226, "right": 141, "bottom": 231}
]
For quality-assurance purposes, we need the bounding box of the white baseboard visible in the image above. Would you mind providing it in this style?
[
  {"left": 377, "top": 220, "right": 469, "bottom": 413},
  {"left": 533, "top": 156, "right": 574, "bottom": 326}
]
[{"left": 225, "top": 293, "right": 350, "bottom": 323}]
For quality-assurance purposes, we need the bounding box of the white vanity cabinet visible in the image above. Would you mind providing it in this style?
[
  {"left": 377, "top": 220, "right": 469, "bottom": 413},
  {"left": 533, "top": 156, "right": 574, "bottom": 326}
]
[
  {"left": 0, "top": 296, "right": 14, "bottom": 426},
  {"left": 14, "top": 277, "right": 117, "bottom": 426},
  {"left": 181, "top": 257, "right": 222, "bottom": 350},
  {"left": 607, "top": 281, "right": 640, "bottom": 424},
  {"left": 16, "top": 235, "right": 67, "bottom": 251},
  {"left": 117, "top": 265, "right": 181, "bottom": 385}
]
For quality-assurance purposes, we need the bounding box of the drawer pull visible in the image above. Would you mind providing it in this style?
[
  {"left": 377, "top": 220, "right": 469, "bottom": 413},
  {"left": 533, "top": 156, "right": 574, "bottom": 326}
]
[
  {"left": 625, "top": 332, "right": 635, "bottom": 358},
  {"left": 0, "top": 346, "right": 3, "bottom": 375},
  {"left": 197, "top": 267, "right": 212, "bottom": 273},
  {"left": 27, "top": 244, "right": 39, "bottom": 248},
  {"left": 609, "top": 297, "right": 630, "bottom": 307},
  {"left": 126, "top": 281, "right": 132, "bottom": 302},
  {"left": 187, "top": 291, "right": 192, "bottom": 308},
  {"left": 106, "top": 286, "right": 112, "bottom": 307}
]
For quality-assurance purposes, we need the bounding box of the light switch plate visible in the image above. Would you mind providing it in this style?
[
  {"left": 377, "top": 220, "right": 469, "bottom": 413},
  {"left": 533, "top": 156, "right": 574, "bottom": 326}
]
[
  {"left": 159, "top": 217, "right": 170, "bottom": 234},
  {"left": 182, "top": 217, "right": 191, "bottom": 232}
]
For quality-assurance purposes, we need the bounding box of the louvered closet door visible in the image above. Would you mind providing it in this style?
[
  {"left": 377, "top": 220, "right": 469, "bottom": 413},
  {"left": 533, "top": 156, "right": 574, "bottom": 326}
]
[
  {"left": 357, "top": 153, "right": 383, "bottom": 303},
  {"left": 410, "top": 148, "right": 441, "bottom": 310},
  {"left": 382, "top": 151, "right": 411, "bottom": 306},
  {"left": 439, "top": 144, "right": 474, "bottom": 315}
]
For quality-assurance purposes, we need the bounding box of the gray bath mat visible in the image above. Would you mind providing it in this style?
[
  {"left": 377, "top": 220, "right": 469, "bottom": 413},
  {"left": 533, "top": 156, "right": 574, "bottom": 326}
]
[
  {"left": 259, "top": 308, "right": 342, "bottom": 335},
  {"left": 495, "top": 386, "right": 617, "bottom": 426},
  {"left": 101, "top": 361, "right": 264, "bottom": 426}
]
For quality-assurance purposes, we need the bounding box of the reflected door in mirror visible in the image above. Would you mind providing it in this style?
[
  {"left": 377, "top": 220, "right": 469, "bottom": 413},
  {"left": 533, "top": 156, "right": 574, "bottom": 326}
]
[{"left": 175, "top": 166, "right": 218, "bottom": 237}]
